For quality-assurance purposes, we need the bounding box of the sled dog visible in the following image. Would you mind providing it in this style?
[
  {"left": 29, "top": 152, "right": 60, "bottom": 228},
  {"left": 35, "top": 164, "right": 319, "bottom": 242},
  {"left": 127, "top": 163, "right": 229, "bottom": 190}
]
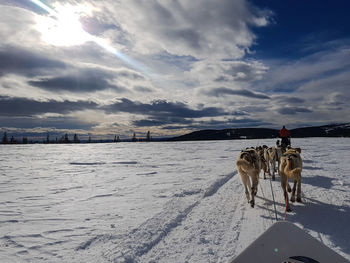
[
  {"left": 236, "top": 148, "right": 260, "bottom": 208},
  {"left": 279, "top": 148, "right": 303, "bottom": 211}
]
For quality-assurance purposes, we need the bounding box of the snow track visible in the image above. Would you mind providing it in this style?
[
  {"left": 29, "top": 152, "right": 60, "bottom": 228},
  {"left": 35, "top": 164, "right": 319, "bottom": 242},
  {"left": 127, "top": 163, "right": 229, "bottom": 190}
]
[
  {"left": 94, "top": 172, "right": 239, "bottom": 263},
  {"left": 78, "top": 170, "right": 284, "bottom": 263}
]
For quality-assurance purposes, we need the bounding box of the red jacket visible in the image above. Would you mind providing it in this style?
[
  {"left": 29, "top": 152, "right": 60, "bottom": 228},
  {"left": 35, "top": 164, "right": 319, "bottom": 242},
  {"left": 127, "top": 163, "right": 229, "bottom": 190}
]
[{"left": 280, "top": 127, "right": 290, "bottom": 138}]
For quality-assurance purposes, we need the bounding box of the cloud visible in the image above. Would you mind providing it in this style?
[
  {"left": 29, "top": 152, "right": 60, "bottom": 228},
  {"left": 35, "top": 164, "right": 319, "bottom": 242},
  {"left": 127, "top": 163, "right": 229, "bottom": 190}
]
[
  {"left": 2, "top": 1, "right": 348, "bottom": 137},
  {"left": 132, "top": 107, "right": 251, "bottom": 128},
  {"left": 104, "top": 98, "right": 228, "bottom": 119},
  {"left": 275, "top": 96, "right": 305, "bottom": 104},
  {"left": 29, "top": 72, "right": 124, "bottom": 93},
  {"left": 197, "top": 117, "right": 271, "bottom": 128},
  {"left": 0, "top": 116, "right": 95, "bottom": 130},
  {"left": 277, "top": 107, "right": 312, "bottom": 115},
  {"left": 213, "top": 61, "right": 268, "bottom": 82},
  {"left": 260, "top": 46, "right": 350, "bottom": 93},
  {"left": 186, "top": 60, "right": 269, "bottom": 106},
  {"left": 161, "top": 117, "right": 271, "bottom": 131},
  {"left": 185, "top": 57, "right": 269, "bottom": 85},
  {"left": 93, "top": 0, "right": 271, "bottom": 59},
  {"left": 133, "top": 117, "right": 193, "bottom": 127},
  {"left": 80, "top": 16, "right": 118, "bottom": 36},
  {"left": 0, "top": 45, "right": 66, "bottom": 77},
  {"left": 207, "top": 87, "right": 270, "bottom": 99},
  {"left": 133, "top": 86, "right": 154, "bottom": 93},
  {"left": 0, "top": 96, "right": 98, "bottom": 116},
  {"left": 26, "top": 64, "right": 146, "bottom": 93}
]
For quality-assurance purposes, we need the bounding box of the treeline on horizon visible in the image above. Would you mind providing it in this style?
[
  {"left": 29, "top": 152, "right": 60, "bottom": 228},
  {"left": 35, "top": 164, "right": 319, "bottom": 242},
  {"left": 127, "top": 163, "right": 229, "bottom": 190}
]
[
  {"left": 1, "top": 123, "right": 349, "bottom": 145},
  {"left": 0, "top": 131, "right": 152, "bottom": 144}
]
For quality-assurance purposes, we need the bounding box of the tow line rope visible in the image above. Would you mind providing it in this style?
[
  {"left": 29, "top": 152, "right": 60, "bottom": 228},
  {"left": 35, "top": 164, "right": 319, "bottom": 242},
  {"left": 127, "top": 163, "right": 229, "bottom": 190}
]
[
  {"left": 268, "top": 175, "right": 279, "bottom": 221},
  {"left": 284, "top": 195, "right": 288, "bottom": 221}
]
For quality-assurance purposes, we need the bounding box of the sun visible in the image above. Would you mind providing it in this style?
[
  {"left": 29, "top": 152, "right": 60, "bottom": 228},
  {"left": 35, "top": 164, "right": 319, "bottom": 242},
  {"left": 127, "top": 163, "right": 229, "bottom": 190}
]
[
  {"left": 35, "top": 4, "right": 92, "bottom": 46},
  {"left": 31, "top": 1, "right": 148, "bottom": 74}
]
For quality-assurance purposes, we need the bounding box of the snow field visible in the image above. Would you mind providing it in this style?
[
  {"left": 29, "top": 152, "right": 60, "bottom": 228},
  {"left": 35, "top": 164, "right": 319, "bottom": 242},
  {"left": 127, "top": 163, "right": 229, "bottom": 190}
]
[{"left": 0, "top": 138, "right": 349, "bottom": 262}]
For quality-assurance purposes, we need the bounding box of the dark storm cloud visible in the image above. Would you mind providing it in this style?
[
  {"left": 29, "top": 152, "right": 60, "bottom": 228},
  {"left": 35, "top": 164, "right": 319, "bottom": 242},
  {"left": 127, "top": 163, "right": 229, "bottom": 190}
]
[
  {"left": 0, "top": 45, "right": 66, "bottom": 76},
  {"left": 0, "top": 96, "right": 98, "bottom": 116},
  {"left": 133, "top": 110, "right": 251, "bottom": 128},
  {"left": 277, "top": 107, "right": 312, "bottom": 115},
  {"left": 208, "top": 87, "right": 270, "bottom": 99},
  {"left": 133, "top": 86, "right": 153, "bottom": 93},
  {"left": 0, "top": 116, "right": 94, "bottom": 130},
  {"left": 28, "top": 68, "right": 128, "bottom": 93},
  {"left": 105, "top": 98, "right": 228, "bottom": 118}
]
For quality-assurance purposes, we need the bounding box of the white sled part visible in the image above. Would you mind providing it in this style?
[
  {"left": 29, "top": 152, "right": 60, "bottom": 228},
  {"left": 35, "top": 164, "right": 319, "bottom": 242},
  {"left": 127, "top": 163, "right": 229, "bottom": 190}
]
[{"left": 231, "top": 221, "right": 348, "bottom": 263}]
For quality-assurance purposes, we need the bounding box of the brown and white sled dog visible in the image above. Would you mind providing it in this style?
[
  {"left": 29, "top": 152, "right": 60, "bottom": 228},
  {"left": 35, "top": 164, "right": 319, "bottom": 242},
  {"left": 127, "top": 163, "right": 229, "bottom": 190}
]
[
  {"left": 275, "top": 146, "right": 284, "bottom": 174},
  {"left": 236, "top": 148, "right": 260, "bottom": 208},
  {"left": 279, "top": 148, "right": 303, "bottom": 211},
  {"left": 266, "top": 147, "right": 277, "bottom": 180},
  {"left": 256, "top": 146, "right": 268, "bottom": 179}
]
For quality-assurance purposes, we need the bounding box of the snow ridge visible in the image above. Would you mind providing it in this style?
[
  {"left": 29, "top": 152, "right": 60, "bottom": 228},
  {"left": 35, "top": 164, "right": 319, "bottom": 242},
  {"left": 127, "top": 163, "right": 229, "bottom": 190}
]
[
  {"left": 76, "top": 235, "right": 107, "bottom": 251},
  {"left": 99, "top": 199, "right": 200, "bottom": 262},
  {"left": 135, "top": 201, "right": 199, "bottom": 258},
  {"left": 203, "top": 172, "right": 236, "bottom": 198},
  {"left": 83, "top": 172, "right": 237, "bottom": 262}
]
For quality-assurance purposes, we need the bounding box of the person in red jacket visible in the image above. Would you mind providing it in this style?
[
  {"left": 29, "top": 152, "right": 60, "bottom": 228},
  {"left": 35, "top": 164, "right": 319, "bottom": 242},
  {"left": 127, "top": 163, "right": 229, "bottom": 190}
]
[{"left": 280, "top": 125, "right": 291, "bottom": 148}]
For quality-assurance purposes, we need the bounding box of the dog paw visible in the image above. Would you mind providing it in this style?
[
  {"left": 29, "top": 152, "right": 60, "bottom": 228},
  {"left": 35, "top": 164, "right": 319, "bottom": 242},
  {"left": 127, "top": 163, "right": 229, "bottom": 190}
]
[
  {"left": 290, "top": 197, "right": 295, "bottom": 203},
  {"left": 250, "top": 200, "right": 255, "bottom": 208},
  {"left": 296, "top": 197, "right": 302, "bottom": 203},
  {"left": 286, "top": 207, "right": 292, "bottom": 212}
]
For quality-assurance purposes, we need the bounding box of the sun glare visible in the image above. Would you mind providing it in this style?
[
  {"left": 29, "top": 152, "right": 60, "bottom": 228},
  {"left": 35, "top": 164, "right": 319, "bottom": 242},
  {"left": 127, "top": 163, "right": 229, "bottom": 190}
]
[
  {"left": 31, "top": 0, "right": 149, "bottom": 74},
  {"left": 35, "top": 4, "right": 92, "bottom": 46}
]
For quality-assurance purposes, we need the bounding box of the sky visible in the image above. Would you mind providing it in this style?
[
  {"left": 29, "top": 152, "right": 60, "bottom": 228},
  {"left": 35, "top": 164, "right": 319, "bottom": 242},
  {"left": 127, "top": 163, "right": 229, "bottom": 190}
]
[{"left": 0, "top": 0, "right": 350, "bottom": 140}]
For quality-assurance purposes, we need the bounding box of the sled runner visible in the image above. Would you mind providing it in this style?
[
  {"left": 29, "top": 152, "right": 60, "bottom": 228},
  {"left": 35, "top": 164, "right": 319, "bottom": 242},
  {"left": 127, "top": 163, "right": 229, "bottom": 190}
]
[{"left": 231, "top": 221, "right": 348, "bottom": 263}]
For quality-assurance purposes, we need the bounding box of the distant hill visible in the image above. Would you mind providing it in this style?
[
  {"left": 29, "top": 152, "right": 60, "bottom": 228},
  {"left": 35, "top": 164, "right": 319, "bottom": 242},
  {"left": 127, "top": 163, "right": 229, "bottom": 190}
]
[
  {"left": 291, "top": 123, "right": 350, "bottom": 138},
  {"left": 168, "top": 123, "right": 350, "bottom": 141}
]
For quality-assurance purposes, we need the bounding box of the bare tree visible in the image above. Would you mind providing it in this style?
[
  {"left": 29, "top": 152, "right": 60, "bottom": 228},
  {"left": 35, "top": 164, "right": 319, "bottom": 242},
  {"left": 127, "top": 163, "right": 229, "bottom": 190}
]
[
  {"left": 2, "top": 132, "right": 8, "bottom": 144},
  {"left": 131, "top": 132, "right": 137, "bottom": 142}
]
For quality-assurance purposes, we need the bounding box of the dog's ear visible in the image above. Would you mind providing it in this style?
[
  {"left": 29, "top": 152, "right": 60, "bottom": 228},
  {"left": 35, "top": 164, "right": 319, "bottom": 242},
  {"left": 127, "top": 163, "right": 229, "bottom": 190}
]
[{"left": 296, "top": 147, "right": 301, "bottom": 153}]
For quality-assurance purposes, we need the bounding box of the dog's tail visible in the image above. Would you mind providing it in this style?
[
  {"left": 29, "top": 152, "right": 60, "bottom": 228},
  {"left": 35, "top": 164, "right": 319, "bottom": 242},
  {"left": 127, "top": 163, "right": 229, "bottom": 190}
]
[
  {"left": 285, "top": 167, "right": 302, "bottom": 178},
  {"left": 236, "top": 159, "right": 255, "bottom": 171}
]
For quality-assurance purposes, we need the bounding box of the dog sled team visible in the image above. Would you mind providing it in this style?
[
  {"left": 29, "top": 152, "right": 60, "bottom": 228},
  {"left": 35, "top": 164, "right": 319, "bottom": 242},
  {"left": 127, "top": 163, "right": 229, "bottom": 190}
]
[{"left": 236, "top": 126, "right": 302, "bottom": 212}]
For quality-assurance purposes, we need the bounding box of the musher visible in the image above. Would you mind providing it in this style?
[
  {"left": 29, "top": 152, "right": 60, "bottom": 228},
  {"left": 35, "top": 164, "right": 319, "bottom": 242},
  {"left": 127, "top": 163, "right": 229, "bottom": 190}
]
[{"left": 280, "top": 125, "right": 291, "bottom": 149}]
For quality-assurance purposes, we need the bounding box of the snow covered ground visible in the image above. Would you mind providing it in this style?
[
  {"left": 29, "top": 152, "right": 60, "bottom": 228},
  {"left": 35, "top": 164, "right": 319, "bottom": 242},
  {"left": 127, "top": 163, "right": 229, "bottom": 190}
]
[{"left": 0, "top": 138, "right": 349, "bottom": 262}]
